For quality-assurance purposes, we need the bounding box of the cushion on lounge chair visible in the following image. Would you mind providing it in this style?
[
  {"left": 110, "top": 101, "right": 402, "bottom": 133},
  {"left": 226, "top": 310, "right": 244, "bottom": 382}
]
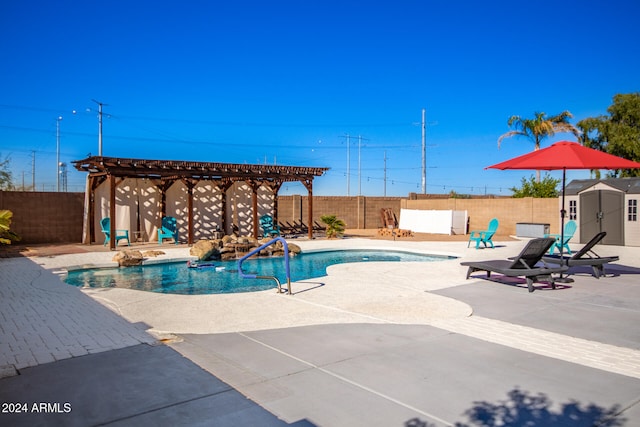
[
  {"left": 460, "top": 237, "right": 568, "bottom": 292},
  {"left": 542, "top": 232, "right": 619, "bottom": 279}
]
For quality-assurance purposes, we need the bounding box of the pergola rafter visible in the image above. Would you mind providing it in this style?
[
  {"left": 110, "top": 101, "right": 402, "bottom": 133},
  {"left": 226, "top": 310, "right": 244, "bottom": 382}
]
[{"left": 73, "top": 156, "right": 328, "bottom": 249}]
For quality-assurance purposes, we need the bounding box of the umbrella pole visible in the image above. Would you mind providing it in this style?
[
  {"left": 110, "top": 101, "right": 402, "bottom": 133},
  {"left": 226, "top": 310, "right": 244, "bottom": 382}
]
[{"left": 556, "top": 168, "right": 574, "bottom": 283}]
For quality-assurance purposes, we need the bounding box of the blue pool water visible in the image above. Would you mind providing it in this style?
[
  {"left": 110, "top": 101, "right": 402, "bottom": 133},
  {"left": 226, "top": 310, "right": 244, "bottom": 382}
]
[{"left": 65, "top": 250, "right": 453, "bottom": 295}]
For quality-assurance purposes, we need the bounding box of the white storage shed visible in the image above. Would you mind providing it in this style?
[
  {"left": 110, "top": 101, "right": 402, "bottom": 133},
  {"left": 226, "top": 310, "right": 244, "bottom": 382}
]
[{"left": 564, "top": 178, "right": 640, "bottom": 247}]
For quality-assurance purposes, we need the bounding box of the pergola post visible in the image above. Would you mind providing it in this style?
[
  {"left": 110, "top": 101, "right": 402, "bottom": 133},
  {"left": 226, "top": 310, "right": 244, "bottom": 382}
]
[
  {"left": 265, "top": 181, "right": 283, "bottom": 228},
  {"left": 249, "top": 180, "right": 260, "bottom": 240},
  {"left": 217, "top": 180, "right": 233, "bottom": 236},
  {"left": 302, "top": 179, "right": 314, "bottom": 240},
  {"left": 109, "top": 174, "right": 116, "bottom": 250},
  {"left": 185, "top": 179, "right": 196, "bottom": 245},
  {"left": 84, "top": 175, "right": 96, "bottom": 244},
  {"left": 157, "top": 180, "right": 174, "bottom": 218}
]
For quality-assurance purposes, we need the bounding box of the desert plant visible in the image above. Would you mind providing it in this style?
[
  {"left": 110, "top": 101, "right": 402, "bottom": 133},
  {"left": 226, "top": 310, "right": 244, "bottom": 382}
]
[
  {"left": 0, "top": 210, "right": 20, "bottom": 245},
  {"left": 320, "top": 214, "right": 345, "bottom": 239}
]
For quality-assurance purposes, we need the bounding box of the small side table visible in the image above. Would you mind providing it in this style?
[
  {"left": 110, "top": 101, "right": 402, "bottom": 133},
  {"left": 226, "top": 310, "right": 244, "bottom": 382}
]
[{"left": 132, "top": 231, "right": 148, "bottom": 243}]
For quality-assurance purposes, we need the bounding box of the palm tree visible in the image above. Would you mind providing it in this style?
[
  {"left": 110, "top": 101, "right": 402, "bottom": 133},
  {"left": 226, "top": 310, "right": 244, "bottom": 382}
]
[
  {"left": 320, "top": 214, "right": 346, "bottom": 239},
  {"left": 0, "top": 210, "right": 20, "bottom": 245},
  {"left": 497, "top": 111, "right": 581, "bottom": 181}
]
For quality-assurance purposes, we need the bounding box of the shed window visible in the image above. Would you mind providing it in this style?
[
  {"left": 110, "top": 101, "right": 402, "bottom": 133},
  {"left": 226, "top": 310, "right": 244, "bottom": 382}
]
[
  {"left": 629, "top": 199, "right": 638, "bottom": 222},
  {"left": 569, "top": 200, "right": 577, "bottom": 220}
]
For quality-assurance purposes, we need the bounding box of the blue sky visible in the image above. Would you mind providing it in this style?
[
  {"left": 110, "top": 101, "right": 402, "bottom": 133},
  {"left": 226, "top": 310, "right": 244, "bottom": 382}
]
[{"left": 1, "top": 1, "right": 639, "bottom": 195}]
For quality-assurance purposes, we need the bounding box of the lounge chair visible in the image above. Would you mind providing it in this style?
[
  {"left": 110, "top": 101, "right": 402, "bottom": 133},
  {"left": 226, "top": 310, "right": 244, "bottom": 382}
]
[
  {"left": 468, "top": 218, "right": 499, "bottom": 249},
  {"left": 542, "top": 232, "right": 619, "bottom": 278},
  {"left": 100, "top": 217, "right": 130, "bottom": 247},
  {"left": 158, "top": 216, "right": 178, "bottom": 244},
  {"left": 259, "top": 215, "right": 280, "bottom": 238},
  {"left": 460, "top": 237, "right": 568, "bottom": 292},
  {"left": 545, "top": 220, "right": 577, "bottom": 255}
]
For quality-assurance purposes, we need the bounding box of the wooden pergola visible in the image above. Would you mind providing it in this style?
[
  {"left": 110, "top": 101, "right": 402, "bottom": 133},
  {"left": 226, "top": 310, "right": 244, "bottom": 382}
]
[{"left": 73, "top": 156, "right": 329, "bottom": 250}]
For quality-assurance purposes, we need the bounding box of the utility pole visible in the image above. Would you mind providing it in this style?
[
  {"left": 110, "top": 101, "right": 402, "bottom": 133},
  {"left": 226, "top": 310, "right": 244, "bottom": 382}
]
[
  {"left": 421, "top": 108, "right": 426, "bottom": 194},
  {"left": 343, "top": 133, "right": 368, "bottom": 196},
  {"left": 358, "top": 135, "right": 362, "bottom": 196},
  {"left": 31, "top": 151, "right": 36, "bottom": 192},
  {"left": 60, "top": 163, "right": 68, "bottom": 192},
  {"left": 56, "top": 116, "right": 62, "bottom": 191},
  {"left": 92, "top": 99, "right": 107, "bottom": 156},
  {"left": 346, "top": 134, "right": 350, "bottom": 196},
  {"left": 383, "top": 150, "right": 387, "bottom": 197}
]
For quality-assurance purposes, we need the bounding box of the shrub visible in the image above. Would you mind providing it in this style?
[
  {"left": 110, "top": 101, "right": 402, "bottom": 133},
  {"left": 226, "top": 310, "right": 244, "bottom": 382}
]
[
  {"left": 320, "top": 214, "right": 346, "bottom": 239},
  {"left": 0, "top": 210, "right": 20, "bottom": 245}
]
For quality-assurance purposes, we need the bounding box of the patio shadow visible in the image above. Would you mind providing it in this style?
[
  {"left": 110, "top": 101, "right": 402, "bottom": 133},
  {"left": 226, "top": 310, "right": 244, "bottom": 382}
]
[{"left": 404, "top": 387, "right": 626, "bottom": 426}]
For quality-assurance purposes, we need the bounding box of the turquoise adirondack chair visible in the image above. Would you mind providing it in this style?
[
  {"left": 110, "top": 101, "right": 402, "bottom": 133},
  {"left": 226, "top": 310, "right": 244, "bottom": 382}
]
[
  {"left": 545, "top": 220, "right": 577, "bottom": 255},
  {"left": 468, "top": 218, "right": 499, "bottom": 249},
  {"left": 158, "top": 216, "right": 179, "bottom": 244},
  {"left": 259, "top": 215, "right": 280, "bottom": 238},
  {"left": 100, "top": 217, "right": 130, "bottom": 246}
]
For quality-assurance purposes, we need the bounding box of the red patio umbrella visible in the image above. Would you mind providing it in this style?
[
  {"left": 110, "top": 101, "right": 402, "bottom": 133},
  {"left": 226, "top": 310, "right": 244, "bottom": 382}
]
[
  {"left": 487, "top": 141, "right": 640, "bottom": 279},
  {"left": 488, "top": 141, "right": 640, "bottom": 172}
]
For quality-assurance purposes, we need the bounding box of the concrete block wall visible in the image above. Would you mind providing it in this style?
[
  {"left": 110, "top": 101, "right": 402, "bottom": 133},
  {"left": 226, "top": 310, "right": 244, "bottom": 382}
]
[
  {"left": 0, "top": 191, "right": 85, "bottom": 243},
  {"left": 1, "top": 191, "right": 559, "bottom": 244},
  {"left": 277, "top": 196, "right": 404, "bottom": 230}
]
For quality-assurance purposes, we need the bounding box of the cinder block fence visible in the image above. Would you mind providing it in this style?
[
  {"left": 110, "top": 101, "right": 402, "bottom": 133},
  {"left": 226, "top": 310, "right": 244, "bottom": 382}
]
[{"left": 1, "top": 190, "right": 559, "bottom": 244}]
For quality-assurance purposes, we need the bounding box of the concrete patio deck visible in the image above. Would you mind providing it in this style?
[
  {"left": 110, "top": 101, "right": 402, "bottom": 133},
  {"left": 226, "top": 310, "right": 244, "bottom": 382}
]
[{"left": 1, "top": 234, "right": 639, "bottom": 426}]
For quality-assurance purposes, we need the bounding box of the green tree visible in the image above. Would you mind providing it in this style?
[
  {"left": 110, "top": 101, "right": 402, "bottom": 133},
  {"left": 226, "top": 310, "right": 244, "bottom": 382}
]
[
  {"left": 577, "top": 92, "right": 640, "bottom": 178},
  {"left": 510, "top": 174, "right": 560, "bottom": 198},
  {"left": 320, "top": 214, "right": 346, "bottom": 239},
  {"left": 0, "top": 154, "right": 13, "bottom": 190},
  {"left": 448, "top": 190, "right": 471, "bottom": 199},
  {"left": 497, "top": 111, "right": 581, "bottom": 181}
]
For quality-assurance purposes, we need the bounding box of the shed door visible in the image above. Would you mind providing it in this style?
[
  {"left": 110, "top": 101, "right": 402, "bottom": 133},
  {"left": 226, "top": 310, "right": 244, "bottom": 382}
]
[
  {"left": 579, "top": 190, "right": 624, "bottom": 245},
  {"left": 601, "top": 190, "right": 624, "bottom": 245},
  {"left": 579, "top": 191, "right": 600, "bottom": 242}
]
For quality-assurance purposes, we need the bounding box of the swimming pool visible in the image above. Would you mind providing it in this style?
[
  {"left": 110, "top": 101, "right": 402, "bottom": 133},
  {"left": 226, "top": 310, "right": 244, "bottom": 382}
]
[{"left": 65, "top": 249, "right": 454, "bottom": 295}]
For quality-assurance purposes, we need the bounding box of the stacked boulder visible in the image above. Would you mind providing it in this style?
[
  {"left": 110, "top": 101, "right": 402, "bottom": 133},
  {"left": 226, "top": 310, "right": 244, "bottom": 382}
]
[
  {"left": 112, "top": 235, "right": 301, "bottom": 266},
  {"left": 189, "top": 234, "right": 300, "bottom": 261},
  {"left": 112, "top": 249, "right": 166, "bottom": 267}
]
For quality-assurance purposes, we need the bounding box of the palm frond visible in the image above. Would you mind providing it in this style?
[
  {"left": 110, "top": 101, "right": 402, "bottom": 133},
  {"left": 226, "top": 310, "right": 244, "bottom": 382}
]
[
  {"left": 549, "top": 110, "right": 574, "bottom": 123},
  {"left": 498, "top": 111, "right": 580, "bottom": 150},
  {"left": 0, "top": 210, "right": 12, "bottom": 232},
  {"left": 554, "top": 122, "right": 582, "bottom": 139},
  {"left": 497, "top": 130, "right": 523, "bottom": 148}
]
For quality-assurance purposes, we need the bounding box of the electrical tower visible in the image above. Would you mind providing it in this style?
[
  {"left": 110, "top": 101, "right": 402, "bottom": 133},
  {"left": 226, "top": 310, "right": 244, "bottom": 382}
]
[{"left": 60, "top": 162, "right": 68, "bottom": 192}]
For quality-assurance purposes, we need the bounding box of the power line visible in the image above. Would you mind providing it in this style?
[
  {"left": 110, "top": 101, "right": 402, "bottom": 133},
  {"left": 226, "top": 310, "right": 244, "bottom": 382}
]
[
  {"left": 0, "top": 103, "right": 415, "bottom": 129},
  {"left": 0, "top": 124, "right": 421, "bottom": 152}
]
